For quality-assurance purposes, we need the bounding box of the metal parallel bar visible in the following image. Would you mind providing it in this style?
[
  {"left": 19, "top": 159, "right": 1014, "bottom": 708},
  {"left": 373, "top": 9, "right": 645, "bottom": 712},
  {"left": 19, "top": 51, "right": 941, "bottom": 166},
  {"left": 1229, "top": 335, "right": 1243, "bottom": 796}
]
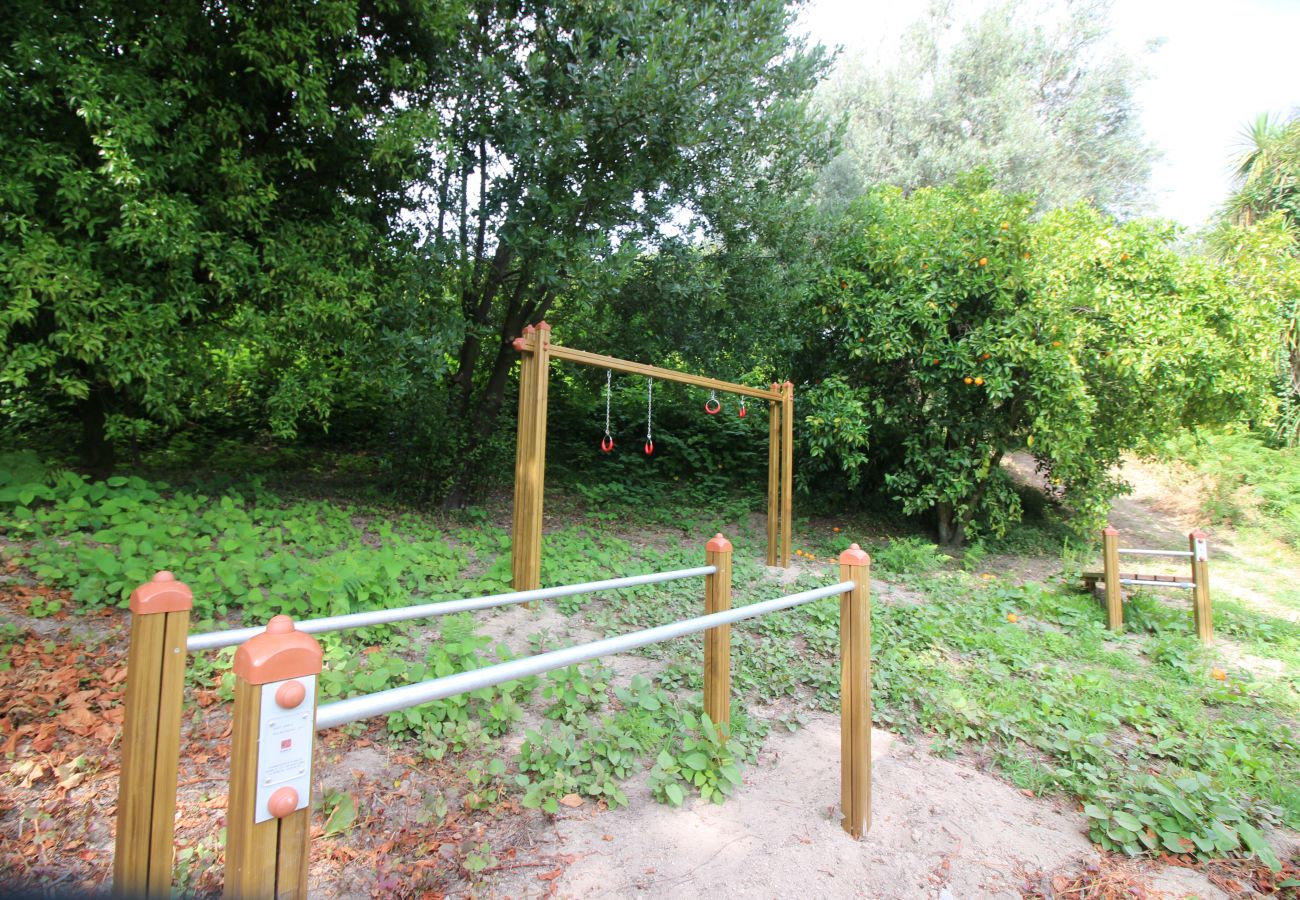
[
  {"left": 1120, "top": 578, "right": 1194, "bottom": 589},
  {"left": 544, "top": 344, "right": 782, "bottom": 402},
  {"left": 1118, "top": 548, "right": 1194, "bottom": 558},
  {"left": 316, "top": 581, "right": 855, "bottom": 730},
  {"left": 186, "top": 566, "right": 717, "bottom": 652}
]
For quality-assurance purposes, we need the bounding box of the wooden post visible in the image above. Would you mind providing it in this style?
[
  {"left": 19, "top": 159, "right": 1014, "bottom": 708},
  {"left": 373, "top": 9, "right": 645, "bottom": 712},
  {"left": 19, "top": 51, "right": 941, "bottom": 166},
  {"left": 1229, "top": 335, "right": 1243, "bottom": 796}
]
[
  {"left": 838, "top": 544, "right": 871, "bottom": 838},
  {"left": 511, "top": 321, "right": 553, "bottom": 592},
  {"left": 1102, "top": 525, "right": 1123, "bottom": 632},
  {"left": 703, "top": 533, "right": 733, "bottom": 729},
  {"left": 113, "top": 572, "right": 192, "bottom": 899},
  {"left": 225, "top": 616, "right": 322, "bottom": 900},
  {"left": 781, "top": 381, "right": 794, "bottom": 568},
  {"left": 767, "top": 387, "right": 781, "bottom": 567},
  {"left": 1189, "top": 530, "right": 1212, "bottom": 643}
]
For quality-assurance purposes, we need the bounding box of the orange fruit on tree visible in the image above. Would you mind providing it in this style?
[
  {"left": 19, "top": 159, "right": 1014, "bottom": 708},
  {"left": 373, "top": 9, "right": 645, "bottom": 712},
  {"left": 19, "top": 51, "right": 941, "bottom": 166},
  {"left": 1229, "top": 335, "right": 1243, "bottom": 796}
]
[
  {"left": 832, "top": 526, "right": 841, "bottom": 533},
  {"left": 1211, "top": 668, "right": 1226, "bottom": 681},
  {"left": 1052, "top": 340, "right": 1061, "bottom": 347},
  {"left": 1000, "top": 222, "right": 1010, "bottom": 230},
  {"left": 974, "top": 377, "right": 984, "bottom": 386},
  {"left": 1006, "top": 613, "right": 1018, "bottom": 623},
  {"left": 981, "top": 352, "right": 990, "bottom": 360},
  {"left": 963, "top": 376, "right": 973, "bottom": 385},
  {"left": 978, "top": 257, "right": 988, "bottom": 267}
]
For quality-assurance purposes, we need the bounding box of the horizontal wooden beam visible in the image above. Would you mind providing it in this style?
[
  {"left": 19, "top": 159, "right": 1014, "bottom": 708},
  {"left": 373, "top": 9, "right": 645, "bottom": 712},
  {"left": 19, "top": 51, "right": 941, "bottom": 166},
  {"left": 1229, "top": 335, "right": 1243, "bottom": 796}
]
[{"left": 538, "top": 343, "right": 784, "bottom": 401}]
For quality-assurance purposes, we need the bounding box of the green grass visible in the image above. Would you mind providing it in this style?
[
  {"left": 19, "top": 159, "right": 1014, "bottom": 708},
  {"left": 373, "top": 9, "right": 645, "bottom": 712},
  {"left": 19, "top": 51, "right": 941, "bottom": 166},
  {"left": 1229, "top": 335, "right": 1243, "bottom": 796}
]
[{"left": 2, "top": 446, "right": 1297, "bottom": 870}]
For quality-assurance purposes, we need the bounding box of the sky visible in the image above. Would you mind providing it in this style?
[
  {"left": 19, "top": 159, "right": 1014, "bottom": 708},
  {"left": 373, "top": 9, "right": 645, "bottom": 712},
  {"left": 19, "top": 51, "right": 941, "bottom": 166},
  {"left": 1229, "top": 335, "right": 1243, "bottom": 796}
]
[{"left": 797, "top": 0, "right": 1300, "bottom": 228}]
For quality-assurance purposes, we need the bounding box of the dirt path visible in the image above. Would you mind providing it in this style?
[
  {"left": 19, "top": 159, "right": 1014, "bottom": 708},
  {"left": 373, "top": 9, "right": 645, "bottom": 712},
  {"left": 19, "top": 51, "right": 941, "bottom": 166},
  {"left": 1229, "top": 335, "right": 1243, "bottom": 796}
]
[{"left": 488, "top": 718, "right": 1105, "bottom": 899}]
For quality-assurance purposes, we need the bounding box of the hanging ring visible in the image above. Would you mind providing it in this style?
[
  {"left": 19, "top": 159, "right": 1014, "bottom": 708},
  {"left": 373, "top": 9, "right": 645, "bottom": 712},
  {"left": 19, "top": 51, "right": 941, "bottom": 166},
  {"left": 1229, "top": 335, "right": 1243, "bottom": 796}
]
[
  {"left": 644, "top": 440, "right": 654, "bottom": 455},
  {"left": 738, "top": 398, "right": 747, "bottom": 418},
  {"left": 601, "top": 435, "right": 614, "bottom": 453},
  {"left": 704, "top": 398, "right": 721, "bottom": 415}
]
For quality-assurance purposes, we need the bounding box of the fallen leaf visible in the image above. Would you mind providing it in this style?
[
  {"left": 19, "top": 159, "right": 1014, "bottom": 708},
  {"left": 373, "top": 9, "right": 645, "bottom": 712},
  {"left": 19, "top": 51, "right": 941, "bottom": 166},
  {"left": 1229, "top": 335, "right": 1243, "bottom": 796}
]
[
  {"left": 1051, "top": 875, "right": 1070, "bottom": 893},
  {"left": 537, "top": 869, "right": 563, "bottom": 882},
  {"left": 558, "top": 794, "right": 584, "bottom": 808}
]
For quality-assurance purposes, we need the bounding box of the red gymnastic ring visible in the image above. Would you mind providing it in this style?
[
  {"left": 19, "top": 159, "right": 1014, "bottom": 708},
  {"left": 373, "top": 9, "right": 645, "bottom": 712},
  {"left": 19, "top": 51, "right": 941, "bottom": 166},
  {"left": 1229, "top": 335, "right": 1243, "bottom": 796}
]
[
  {"left": 644, "top": 440, "right": 654, "bottom": 455},
  {"left": 704, "top": 398, "right": 721, "bottom": 415},
  {"left": 738, "top": 406, "right": 747, "bottom": 418},
  {"left": 601, "top": 435, "right": 614, "bottom": 453}
]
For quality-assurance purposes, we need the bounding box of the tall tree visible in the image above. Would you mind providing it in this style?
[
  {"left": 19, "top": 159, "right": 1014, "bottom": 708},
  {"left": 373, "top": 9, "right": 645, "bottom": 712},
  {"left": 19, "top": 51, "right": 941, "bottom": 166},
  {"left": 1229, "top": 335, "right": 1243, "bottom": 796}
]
[
  {"left": 814, "top": 0, "right": 1154, "bottom": 216},
  {"left": 0, "top": 0, "right": 463, "bottom": 470},
  {"left": 411, "top": 0, "right": 833, "bottom": 502},
  {"left": 1219, "top": 111, "right": 1300, "bottom": 444}
]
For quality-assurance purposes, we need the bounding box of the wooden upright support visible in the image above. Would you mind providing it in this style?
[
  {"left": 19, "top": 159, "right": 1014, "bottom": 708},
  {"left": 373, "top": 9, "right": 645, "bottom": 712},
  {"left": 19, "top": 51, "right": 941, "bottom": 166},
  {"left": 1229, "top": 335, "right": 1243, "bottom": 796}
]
[
  {"left": 703, "top": 533, "right": 733, "bottom": 729},
  {"left": 838, "top": 543, "right": 871, "bottom": 839},
  {"left": 1102, "top": 526, "right": 1123, "bottom": 632},
  {"left": 509, "top": 328, "right": 792, "bottom": 581},
  {"left": 510, "top": 322, "right": 552, "bottom": 592},
  {"left": 1189, "top": 530, "right": 1212, "bottom": 643},
  {"left": 781, "top": 381, "right": 794, "bottom": 568},
  {"left": 225, "top": 616, "right": 322, "bottom": 900},
  {"left": 767, "top": 387, "right": 781, "bottom": 567},
  {"left": 114, "top": 572, "right": 192, "bottom": 899}
]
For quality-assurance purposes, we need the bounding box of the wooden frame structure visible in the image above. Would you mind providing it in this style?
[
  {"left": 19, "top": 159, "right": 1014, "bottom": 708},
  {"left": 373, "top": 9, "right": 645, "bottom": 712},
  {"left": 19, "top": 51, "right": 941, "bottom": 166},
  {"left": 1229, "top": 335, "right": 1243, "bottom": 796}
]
[
  {"left": 510, "top": 321, "right": 793, "bottom": 591},
  {"left": 1082, "top": 526, "right": 1212, "bottom": 642}
]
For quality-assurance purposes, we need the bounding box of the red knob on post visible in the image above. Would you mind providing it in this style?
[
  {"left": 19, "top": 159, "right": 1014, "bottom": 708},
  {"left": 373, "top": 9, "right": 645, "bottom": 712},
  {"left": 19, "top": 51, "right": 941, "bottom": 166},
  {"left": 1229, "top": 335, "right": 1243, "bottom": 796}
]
[{"left": 267, "top": 786, "right": 299, "bottom": 819}]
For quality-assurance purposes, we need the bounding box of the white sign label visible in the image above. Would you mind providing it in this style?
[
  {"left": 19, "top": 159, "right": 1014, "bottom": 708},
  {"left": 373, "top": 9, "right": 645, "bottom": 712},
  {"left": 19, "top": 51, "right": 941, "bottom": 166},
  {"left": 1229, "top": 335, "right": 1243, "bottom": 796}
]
[
  {"left": 1195, "top": 539, "right": 1208, "bottom": 562},
  {"left": 254, "top": 675, "right": 315, "bottom": 824}
]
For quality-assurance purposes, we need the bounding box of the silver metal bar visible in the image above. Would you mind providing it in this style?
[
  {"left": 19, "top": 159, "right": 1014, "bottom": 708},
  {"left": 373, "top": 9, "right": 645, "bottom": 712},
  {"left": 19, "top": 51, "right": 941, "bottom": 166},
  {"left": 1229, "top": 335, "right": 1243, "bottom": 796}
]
[
  {"left": 316, "top": 581, "right": 855, "bottom": 730},
  {"left": 1120, "top": 578, "right": 1194, "bottom": 589},
  {"left": 1118, "top": 548, "right": 1193, "bottom": 558},
  {"left": 186, "top": 565, "right": 717, "bottom": 652}
]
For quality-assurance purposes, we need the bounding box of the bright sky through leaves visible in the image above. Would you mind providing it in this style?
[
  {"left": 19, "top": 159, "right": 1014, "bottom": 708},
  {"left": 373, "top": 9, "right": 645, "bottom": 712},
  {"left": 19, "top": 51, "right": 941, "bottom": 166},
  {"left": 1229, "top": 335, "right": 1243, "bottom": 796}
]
[{"left": 799, "top": 0, "right": 1300, "bottom": 227}]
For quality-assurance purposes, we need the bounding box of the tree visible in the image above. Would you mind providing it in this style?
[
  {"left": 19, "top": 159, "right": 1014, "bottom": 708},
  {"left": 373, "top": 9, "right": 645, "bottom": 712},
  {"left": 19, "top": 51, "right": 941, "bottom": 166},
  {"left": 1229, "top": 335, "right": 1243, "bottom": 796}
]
[
  {"left": 400, "top": 0, "right": 833, "bottom": 503},
  {"left": 1219, "top": 112, "right": 1300, "bottom": 444},
  {"left": 800, "top": 175, "right": 1277, "bottom": 544},
  {"left": 814, "top": 0, "right": 1154, "bottom": 217},
  {"left": 0, "top": 0, "right": 464, "bottom": 470},
  {"left": 1226, "top": 112, "right": 1300, "bottom": 228}
]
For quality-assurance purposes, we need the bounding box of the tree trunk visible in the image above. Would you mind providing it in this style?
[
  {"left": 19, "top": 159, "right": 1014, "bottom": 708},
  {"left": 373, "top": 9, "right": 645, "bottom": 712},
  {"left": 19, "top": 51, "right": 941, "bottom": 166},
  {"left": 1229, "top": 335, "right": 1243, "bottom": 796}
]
[
  {"left": 936, "top": 501, "right": 965, "bottom": 547},
  {"left": 78, "top": 384, "right": 114, "bottom": 478}
]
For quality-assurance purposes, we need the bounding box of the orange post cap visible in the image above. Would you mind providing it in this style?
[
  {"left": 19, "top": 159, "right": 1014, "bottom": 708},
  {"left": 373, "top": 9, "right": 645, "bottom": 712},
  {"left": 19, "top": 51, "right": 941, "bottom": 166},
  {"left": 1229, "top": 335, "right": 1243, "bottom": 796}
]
[
  {"left": 233, "top": 616, "right": 322, "bottom": 685},
  {"left": 523, "top": 324, "right": 536, "bottom": 334},
  {"left": 536, "top": 320, "right": 551, "bottom": 331},
  {"left": 512, "top": 337, "right": 527, "bottom": 351},
  {"left": 267, "top": 786, "right": 299, "bottom": 819},
  {"left": 839, "top": 543, "right": 870, "bottom": 565},
  {"left": 1189, "top": 528, "right": 1207, "bottom": 539},
  {"left": 705, "top": 533, "right": 733, "bottom": 553},
  {"left": 1102, "top": 525, "right": 1119, "bottom": 536},
  {"left": 129, "top": 571, "right": 193, "bottom": 615}
]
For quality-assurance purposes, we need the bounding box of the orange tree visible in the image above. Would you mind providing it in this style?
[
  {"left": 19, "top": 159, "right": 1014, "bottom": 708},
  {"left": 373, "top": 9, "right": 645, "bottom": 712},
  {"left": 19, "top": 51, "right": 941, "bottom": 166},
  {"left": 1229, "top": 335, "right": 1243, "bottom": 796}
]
[{"left": 800, "top": 174, "right": 1277, "bottom": 545}]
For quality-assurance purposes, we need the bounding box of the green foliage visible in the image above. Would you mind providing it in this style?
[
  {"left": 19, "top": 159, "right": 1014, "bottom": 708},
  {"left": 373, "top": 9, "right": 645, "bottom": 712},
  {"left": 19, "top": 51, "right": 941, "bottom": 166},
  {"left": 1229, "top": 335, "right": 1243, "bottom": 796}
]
[
  {"left": 801, "top": 177, "right": 1280, "bottom": 543},
  {"left": 815, "top": 0, "right": 1154, "bottom": 216},
  {"left": 871, "top": 538, "right": 950, "bottom": 576},
  {"left": 0, "top": 456, "right": 464, "bottom": 621},
  {"left": 0, "top": 0, "right": 460, "bottom": 463},
  {"left": 647, "top": 710, "right": 766, "bottom": 807}
]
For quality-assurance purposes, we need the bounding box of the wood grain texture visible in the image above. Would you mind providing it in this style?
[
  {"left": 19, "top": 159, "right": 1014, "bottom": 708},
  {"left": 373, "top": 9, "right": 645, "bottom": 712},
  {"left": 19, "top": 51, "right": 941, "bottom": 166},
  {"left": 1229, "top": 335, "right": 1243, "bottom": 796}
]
[
  {"left": 1190, "top": 534, "right": 1213, "bottom": 643},
  {"left": 767, "top": 400, "right": 780, "bottom": 567},
  {"left": 780, "top": 383, "right": 794, "bottom": 568},
  {"left": 547, "top": 345, "right": 782, "bottom": 400},
  {"left": 224, "top": 680, "right": 278, "bottom": 899},
  {"left": 703, "top": 544, "right": 733, "bottom": 729},
  {"left": 1102, "top": 529, "right": 1123, "bottom": 632},
  {"left": 839, "top": 556, "right": 871, "bottom": 839},
  {"left": 114, "top": 613, "right": 166, "bottom": 897}
]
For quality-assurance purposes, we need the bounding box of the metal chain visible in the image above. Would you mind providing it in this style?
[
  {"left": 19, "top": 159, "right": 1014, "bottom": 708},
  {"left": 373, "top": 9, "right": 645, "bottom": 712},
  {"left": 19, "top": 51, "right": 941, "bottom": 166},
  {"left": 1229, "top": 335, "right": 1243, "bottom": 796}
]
[
  {"left": 646, "top": 377, "right": 654, "bottom": 441},
  {"left": 604, "top": 369, "right": 612, "bottom": 438}
]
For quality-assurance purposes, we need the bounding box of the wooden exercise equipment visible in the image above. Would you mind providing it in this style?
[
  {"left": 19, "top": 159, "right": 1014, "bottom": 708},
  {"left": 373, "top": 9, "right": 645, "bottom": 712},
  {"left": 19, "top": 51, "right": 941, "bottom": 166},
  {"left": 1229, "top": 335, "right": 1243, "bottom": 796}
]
[{"left": 511, "top": 322, "right": 793, "bottom": 590}]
